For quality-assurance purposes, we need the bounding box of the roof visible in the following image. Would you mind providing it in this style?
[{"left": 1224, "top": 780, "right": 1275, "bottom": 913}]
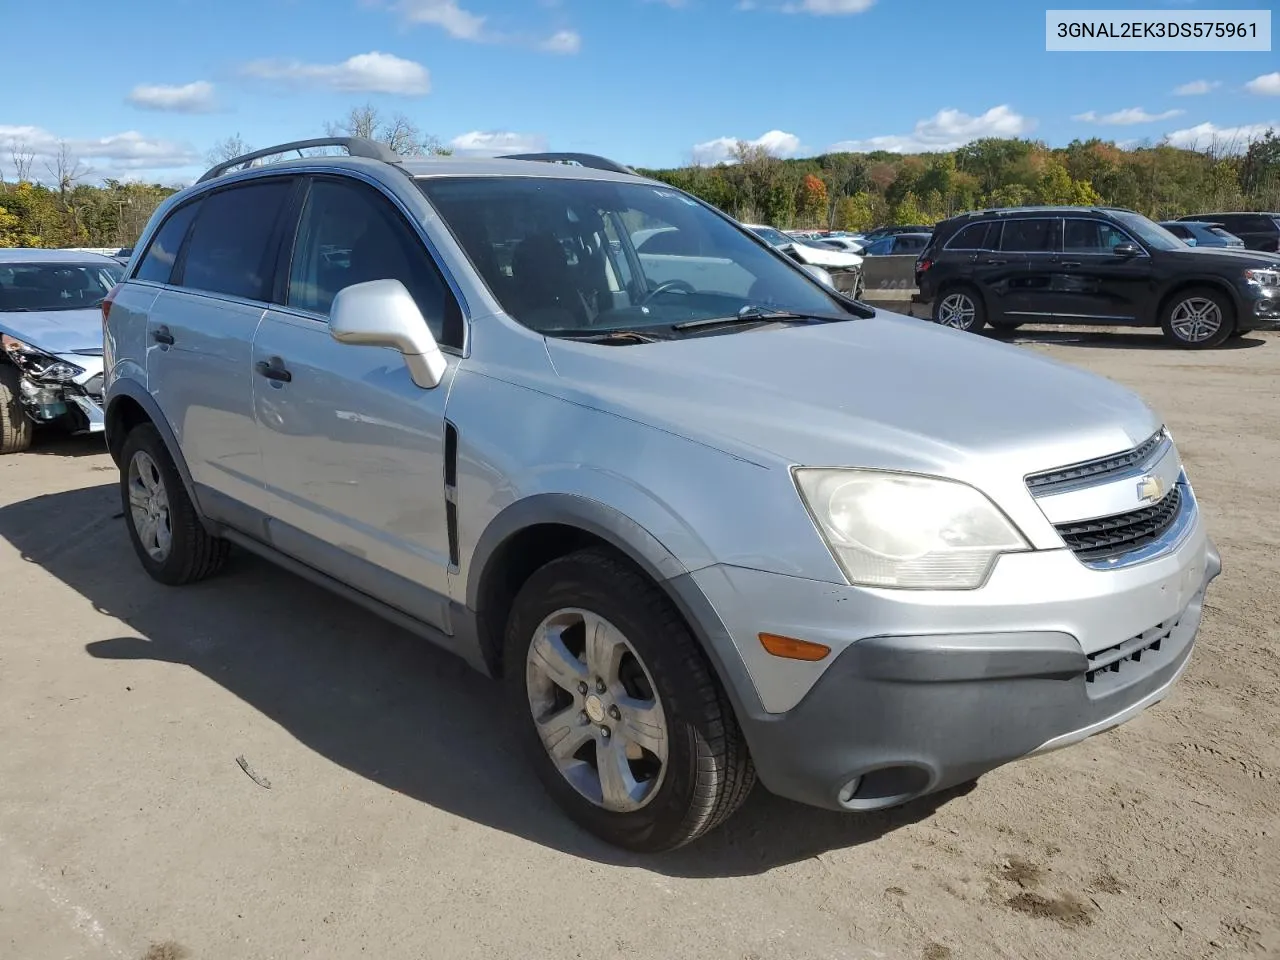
[
  {"left": 0, "top": 249, "right": 121, "bottom": 264},
  {"left": 940, "top": 205, "right": 1140, "bottom": 224},
  {"left": 400, "top": 155, "right": 643, "bottom": 183}
]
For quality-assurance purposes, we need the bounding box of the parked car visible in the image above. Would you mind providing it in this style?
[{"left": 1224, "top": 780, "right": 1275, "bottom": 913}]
[
  {"left": 914, "top": 205, "right": 1280, "bottom": 348},
  {"left": 104, "top": 138, "right": 1220, "bottom": 852},
  {"left": 863, "top": 232, "right": 932, "bottom": 256},
  {"left": 1158, "top": 221, "right": 1245, "bottom": 248},
  {"left": 743, "top": 223, "right": 864, "bottom": 297},
  {"left": 815, "top": 236, "right": 868, "bottom": 255},
  {"left": 862, "top": 224, "right": 932, "bottom": 241},
  {"left": 1174, "top": 212, "right": 1280, "bottom": 252},
  {"left": 0, "top": 250, "right": 122, "bottom": 452}
]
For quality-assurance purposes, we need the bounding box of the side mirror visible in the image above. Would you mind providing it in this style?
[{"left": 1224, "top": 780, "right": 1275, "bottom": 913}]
[
  {"left": 328, "top": 279, "right": 447, "bottom": 389},
  {"left": 800, "top": 263, "right": 836, "bottom": 288},
  {"left": 1113, "top": 242, "right": 1142, "bottom": 257}
]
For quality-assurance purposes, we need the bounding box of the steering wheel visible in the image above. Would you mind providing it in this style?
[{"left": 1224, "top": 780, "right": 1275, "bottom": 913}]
[{"left": 639, "top": 279, "right": 695, "bottom": 304}]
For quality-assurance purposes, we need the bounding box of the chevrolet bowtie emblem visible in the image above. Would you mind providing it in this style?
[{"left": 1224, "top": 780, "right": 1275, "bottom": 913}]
[{"left": 1136, "top": 475, "right": 1165, "bottom": 505}]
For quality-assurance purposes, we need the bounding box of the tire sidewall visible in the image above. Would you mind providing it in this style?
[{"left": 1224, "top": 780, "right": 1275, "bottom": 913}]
[
  {"left": 503, "top": 555, "right": 709, "bottom": 850},
  {"left": 933, "top": 285, "right": 985, "bottom": 333},
  {"left": 1161, "top": 287, "right": 1235, "bottom": 349},
  {"left": 0, "top": 362, "right": 34, "bottom": 453},
  {"left": 119, "top": 425, "right": 191, "bottom": 583}
]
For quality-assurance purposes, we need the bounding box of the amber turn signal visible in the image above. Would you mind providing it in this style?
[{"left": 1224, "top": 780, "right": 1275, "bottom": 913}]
[{"left": 758, "top": 633, "right": 831, "bottom": 662}]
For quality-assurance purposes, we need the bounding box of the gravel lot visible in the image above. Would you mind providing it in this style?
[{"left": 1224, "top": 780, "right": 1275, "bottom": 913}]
[{"left": 1, "top": 327, "right": 1277, "bottom": 960}]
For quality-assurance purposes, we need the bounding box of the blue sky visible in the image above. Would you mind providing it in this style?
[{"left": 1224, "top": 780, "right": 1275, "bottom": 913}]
[{"left": 2, "top": 0, "right": 1277, "bottom": 184}]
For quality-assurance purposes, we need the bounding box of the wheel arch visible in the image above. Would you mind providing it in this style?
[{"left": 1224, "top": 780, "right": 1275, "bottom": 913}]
[
  {"left": 464, "top": 495, "right": 762, "bottom": 724},
  {"left": 1155, "top": 278, "right": 1240, "bottom": 329},
  {"left": 103, "top": 382, "right": 205, "bottom": 523}
]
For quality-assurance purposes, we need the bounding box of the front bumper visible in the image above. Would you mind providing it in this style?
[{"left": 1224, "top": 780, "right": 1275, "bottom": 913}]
[
  {"left": 681, "top": 524, "right": 1221, "bottom": 812},
  {"left": 1239, "top": 285, "right": 1280, "bottom": 330},
  {"left": 15, "top": 362, "right": 104, "bottom": 433}
]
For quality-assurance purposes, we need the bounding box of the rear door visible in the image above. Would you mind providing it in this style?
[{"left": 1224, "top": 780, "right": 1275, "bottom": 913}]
[
  {"left": 145, "top": 177, "right": 295, "bottom": 518},
  {"left": 996, "top": 217, "right": 1061, "bottom": 321},
  {"left": 1051, "top": 218, "right": 1153, "bottom": 322},
  {"left": 950, "top": 220, "right": 1031, "bottom": 321},
  {"left": 250, "top": 175, "right": 464, "bottom": 628}
]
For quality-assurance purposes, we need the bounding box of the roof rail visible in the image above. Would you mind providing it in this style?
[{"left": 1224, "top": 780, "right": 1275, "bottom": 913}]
[
  {"left": 196, "top": 137, "right": 402, "bottom": 184},
  {"left": 497, "top": 152, "right": 637, "bottom": 175}
]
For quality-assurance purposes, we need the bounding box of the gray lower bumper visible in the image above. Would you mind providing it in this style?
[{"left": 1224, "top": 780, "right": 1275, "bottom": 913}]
[{"left": 734, "top": 540, "right": 1222, "bottom": 812}]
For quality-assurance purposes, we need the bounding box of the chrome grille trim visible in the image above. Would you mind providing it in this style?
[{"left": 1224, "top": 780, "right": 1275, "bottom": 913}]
[{"left": 1025, "top": 429, "right": 1169, "bottom": 496}]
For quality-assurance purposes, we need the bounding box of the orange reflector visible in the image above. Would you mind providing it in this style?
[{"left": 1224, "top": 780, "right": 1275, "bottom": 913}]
[{"left": 758, "top": 633, "right": 831, "bottom": 662}]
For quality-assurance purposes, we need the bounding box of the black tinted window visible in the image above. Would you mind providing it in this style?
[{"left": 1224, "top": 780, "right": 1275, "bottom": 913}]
[
  {"left": 1163, "top": 224, "right": 1191, "bottom": 239},
  {"left": 946, "top": 222, "right": 995, "bottom": 250},
  {"left": 135, "top": 200, "right": 200, "bottom": 284},
  {"left": 181, "top": 180, "right": 292, "bottom": 300},
  {"left": 1000, "top": 218, "right": 1057, "bottom": 253},
  {"left": 288, "top": 178, "right": 456, "bottom": 344},
  {"left": 1063, "top": 219, "right": 1134, "bottom": 252}
]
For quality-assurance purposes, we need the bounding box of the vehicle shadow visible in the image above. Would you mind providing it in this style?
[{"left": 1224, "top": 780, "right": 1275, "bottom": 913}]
[
  {"left": 27, "top": 431, "right": 109, "bottom": 457},
  {"left": 988, "top": 328, "right": 1270, "bottom": 350},
  {"left": 0, "top": 482, "right": 969, "bottom": 877}
]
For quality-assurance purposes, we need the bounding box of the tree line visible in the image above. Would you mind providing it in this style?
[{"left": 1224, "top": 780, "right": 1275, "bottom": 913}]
[
  {"left": 3, "top": 110, "right": 1279, "bottom": 248},
  {"left": 637, "top": 132, "right": 1280, "bottom": 231}
]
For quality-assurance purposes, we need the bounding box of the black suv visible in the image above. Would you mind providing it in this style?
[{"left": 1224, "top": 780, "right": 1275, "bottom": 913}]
[
  {"left": 914, "top": 205, "right": 1280, "bottom": 348},
  {"left": 1175, "top": 212, "right": 1280, "bottom": 253}
]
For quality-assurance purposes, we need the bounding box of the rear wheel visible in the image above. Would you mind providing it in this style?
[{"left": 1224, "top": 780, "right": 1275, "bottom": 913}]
[
  {"left": 505, "top": 548, "right": 754, "bottom": 852},
  {"left": 1160, "top": 287, "right": 1235, "bottom": 349},
  {"left": 933, "top": 288, "right": 985, "bottom": 333},
  {"left": 119, "top": 423, "right": 229, "bottom": 585},
  {"left": 0, "top": 363, "right": 34, "bottom": 454}
]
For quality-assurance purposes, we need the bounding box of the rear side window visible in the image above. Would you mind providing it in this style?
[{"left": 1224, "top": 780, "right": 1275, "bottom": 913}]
[
  {"left": 1000, "top": 218, "right": 1058, "bottom": 253},
  {"left": 287, "top": 177, "right": 459, "bottom": 346},
  {"left": 180, "top": 180, "right": 293, "bottom": 301},
  {"left": 134, "top": 200, "right": 201, "bottom": 284},
  {"left": 945, "top": 222, "right": 997, "bottom": 250}
]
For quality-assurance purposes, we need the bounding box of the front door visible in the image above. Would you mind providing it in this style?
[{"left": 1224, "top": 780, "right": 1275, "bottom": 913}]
[
  {"left": 1051, "top": 218, "right": 1153, "bottom": 322},
  {"left": 251, "top": 175, "right": 464, "bottom": 630}
]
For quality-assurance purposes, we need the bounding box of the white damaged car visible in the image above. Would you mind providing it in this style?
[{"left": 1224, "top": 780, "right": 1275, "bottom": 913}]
[
  {"left": 744, "top": 224, "right": 865, "bottom": 298},
  {"left": 0, "top": 250, "right": 121, "bottom": 452}
]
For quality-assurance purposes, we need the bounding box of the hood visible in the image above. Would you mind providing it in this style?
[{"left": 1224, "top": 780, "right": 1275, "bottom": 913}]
[
  {"left": 1161, "top": 246, "right": 1280, "bottom": 269},
  {"left": 785, "top": 242, "right": 864, "bottom": 269},
  {"left": 0, "top": 308, "right": 104, "bottom": 356},
  {"left": 543, "top": 312, "right": 1159, "bottom": 479}
]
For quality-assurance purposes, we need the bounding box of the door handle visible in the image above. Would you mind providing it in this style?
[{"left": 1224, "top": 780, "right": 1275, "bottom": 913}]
[
  {"left": 152, "top": 326, "right": 175, "bottom": 346},
  {"left": 982, "top": 258, "right": 1008, "bottom": 266},
  {"left": 255, "top": 358, "right": 292, "bottom": 383},
  {"left": 1059, "top": 260, "right": 1082, "bottom": 267}
]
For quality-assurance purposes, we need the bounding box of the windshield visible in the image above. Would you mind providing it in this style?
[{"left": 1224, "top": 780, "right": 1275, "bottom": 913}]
[
  {"left": 1109, "top": 212, "right": 1186, "bottom": 252},
  {"left": 748, "top": 226, "right": 794, "bottom": 247},
  {"left": 419, "top": 178, "right": 847, "bottom": 336},
  {"left": 0, "top": 262, "right": 123, "bottom": 312}
]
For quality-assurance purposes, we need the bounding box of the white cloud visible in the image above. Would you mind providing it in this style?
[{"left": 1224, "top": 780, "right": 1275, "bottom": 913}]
[
  {"left": 782, "top": 0, "right": 875, "bottom": 12},
  {"left": 127, "top": 81, "right": 217, "bottom": 114},
  {"left": 0, "top": 124, "right": 199, "bottom": 183},
  {"left": 240, "top": 51, "right": 430, "bottom": 96},
  {"left": 1073, "top": 107, "right": 1184, "bottom": 125},
  {"left": 393, "top": 0, "right": 486, "bottom": 38},
  {"left": 448, "top": 130, "right": 549, "bottom": 155},
  {"left": 1173, "top": 79, "right": 1219, "bottom": 96},
  {"left": 827, "top": 105, "right": 1033, "bottom": 154},
  {"left": 1163, "top": 121, "right": 1278, "bottom": 150},
  {"left": 691, "top": 129, "right": 802, "bottom": 164},
  {"left": 540, "top": 29, "right": 581, "bottom": 53},
  {"left": 1245, "top": 72, "right": 1280, "bottom": 96}
]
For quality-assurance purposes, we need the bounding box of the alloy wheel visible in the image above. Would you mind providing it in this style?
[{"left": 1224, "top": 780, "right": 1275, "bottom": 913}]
[
  {"left": 1169, "top": 297, "right": 1223, "bottom": 344},
  {"left": 127, "top": 450, "right": 173, "bottom": 562},
  {"left": 525, "top": 608, "right": 669, "bottom": 813},
  {"left": 937, "top": 292, "right": 977, "bottom": 329}
]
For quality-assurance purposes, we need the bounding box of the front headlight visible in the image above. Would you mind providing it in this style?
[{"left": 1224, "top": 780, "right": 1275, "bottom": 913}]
[
  {"left": 1245, "top": 268, "right": 1280, "bottom": 287},
  {"left": 794, "top": 468, "right": 1030, "bottom": 590},
  {"left": 1, "top": 334, "right": 83, "bottom": 382}
]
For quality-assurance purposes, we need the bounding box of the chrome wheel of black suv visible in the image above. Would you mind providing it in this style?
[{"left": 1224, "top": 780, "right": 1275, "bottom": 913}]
[
  {"left": 1160, "top": 287, "right": 1235, "bottom": 349},
  {"left": 934, "top": 289, "right": 984, "bottom": 332}
]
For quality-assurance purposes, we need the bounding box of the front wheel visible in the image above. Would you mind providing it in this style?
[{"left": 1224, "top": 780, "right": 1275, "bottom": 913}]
[
  {"left": 0, "top": 363, "right": 34, "bottom": 454},
  {"left": 933, "top": 288, "right": 985, "bottom": 333},
  {"left": 505, "top": 548, "right": 755, "bottom": 852},
  {"left": 1160, "top": 287, "right": 1235, "bottom": 349}
]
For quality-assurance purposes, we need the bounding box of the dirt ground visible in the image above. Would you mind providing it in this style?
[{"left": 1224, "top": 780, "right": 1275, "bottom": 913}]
[{"left": 1, "top": 326, "right": 1277, "bottom": 960}]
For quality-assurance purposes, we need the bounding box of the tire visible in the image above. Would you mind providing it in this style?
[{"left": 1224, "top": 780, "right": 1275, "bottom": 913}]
[
  {"left": 119, "top": 423, "right": 229, "bottom": 585},
  {"left": 933, "top": 286, "right": 986, "bottom": 333},
  {"left": 0, "top": 363, "right": 34, "bottom": 454},
  {"left": 505, "top": 548, "right": 755, "bottom": 852},
  {"left": 1160, "top": 286, "right": 1235, "bottom": 349}
]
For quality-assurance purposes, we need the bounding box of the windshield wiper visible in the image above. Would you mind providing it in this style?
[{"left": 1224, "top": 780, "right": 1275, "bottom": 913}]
[
  {"left": 673, "top": 306, "right": 843, "bottom": 332},
  {"left": 554, "top": 329, "right": 666, "bottom": 344}
]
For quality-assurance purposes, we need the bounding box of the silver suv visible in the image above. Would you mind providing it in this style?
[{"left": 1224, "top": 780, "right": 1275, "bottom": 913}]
[{"left": 102, "top": 138, "right": 1221, "bottom": 852}]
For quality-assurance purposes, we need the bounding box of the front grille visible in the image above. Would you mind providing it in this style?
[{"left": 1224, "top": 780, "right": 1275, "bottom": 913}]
[
  {"left": 82, "top": 374, "right": 103, "bottom": 402},
  {"left": 1026, "top": 430, "right": 1165, "bottom": 494},
  {"left": 1054, "top": 486, "right": 1182, "bottom": 562},
  {"left": 1085, "top": 615, "right": 1180, "bottom": 695}
]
